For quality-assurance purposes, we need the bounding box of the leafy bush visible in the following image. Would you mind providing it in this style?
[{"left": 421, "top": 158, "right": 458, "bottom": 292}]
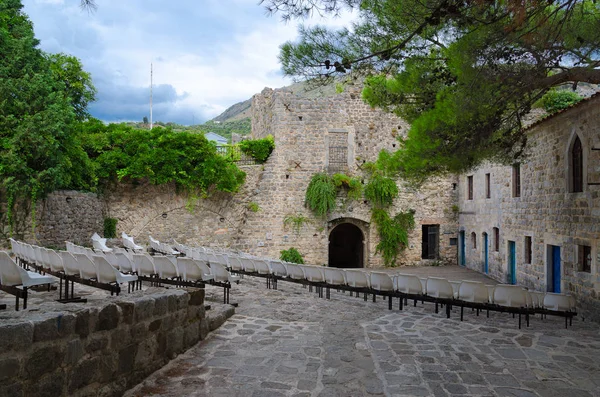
[
  {"left": 364, "top": 173, "right": 399, "bottom": 208},
  {"left": 239, "top": 135, "right": 275, "bottom": 163},
  {"left": 540, "top": 90, "right": 583, "bottom": 114},
  {"left": 80, "top": 120, "right": 247, "bottom": 195},
  {"left": 283, "top": 213, "right": 311, "bottom": 234},
  {"left": 372, "top": 209, "right": 415, "bottom": 267},
  {"left": 103, "top": 217, "right": 118, "bottom": 238},
  {"left": 305, "top": 173, "right": 337, "bottom": 217},
  {"left": 247, "top": 202, "right": 260, "bottom": 212},
  {"left": 332, "top": 173, "right": 363, "bottom": 200},
  {"left": 280, "top": 247, "right": 304, "bottom": 264}
]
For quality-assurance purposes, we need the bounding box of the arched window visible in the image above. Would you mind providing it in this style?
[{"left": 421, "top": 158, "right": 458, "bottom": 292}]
[
  {"left": 471, "top": 232, "right": 477, "bottom": 249},
  {"left": 571, "top": 135, "right": 583, "bottom": 193}
]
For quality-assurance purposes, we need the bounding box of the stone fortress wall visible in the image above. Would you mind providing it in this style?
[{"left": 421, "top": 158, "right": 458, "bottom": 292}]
[
  {"left": 457, "top": 95, "right": 600, "bottom": 320},
  {"left": 246, "top": 86, "right": 458, "bottom": 266}
]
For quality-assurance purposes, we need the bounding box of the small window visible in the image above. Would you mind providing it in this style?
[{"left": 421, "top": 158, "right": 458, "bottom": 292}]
[
  {"left": 493, "top": 227, "right": 499, "bottom": 252},
  {"left": 524, "top": 236, "right": 532, "bottom": 264},
  {"left": 449, "top": 238, "right": 458, "bottom": 246},
  {"left": 571, "top": 136, "right": 583, "bottom": 193},
  {"left": 485, "top": 173, "right": 491, "bottom": 199},
  {"left": 471, "top": 232, "right": 477, "bottom": 250},
  {"left": 467, "top": 175, "right": 473, "bottom": 200},
  {"left": 578, "top": 245, "right": 592, "bottom": 273},
  {"left": 512, "top": 164, "right": 521, "bottom": 198}
]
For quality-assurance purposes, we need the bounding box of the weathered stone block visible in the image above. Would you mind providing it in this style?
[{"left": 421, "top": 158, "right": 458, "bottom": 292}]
[
  {"left": 66, "top": 338, "right": 84, "bottom": 365},
  {"left": 183, "top": 323, "right": 200, "bottom": 347},
  {"left": 166, "top": 328, "right": 184, "bottom": 359},
  {"left": 118, "top": 344, "right": 138, "bottom": 374},
  {"left": 116, "top": 301, "right": 135, "bottom": 324},
  {"left": 33, "top": 313, "right": 76, "bottom": 342},
  {"left": 0, "top": 381, "right": 23, "bottom": 397},
  {"left": 153, "top": 295, "right": 168, "bottom": 317},
  {"left": 87, "top": 334, "right": 109, "bottom": 353},
  {"left": 130, "top": 322, "right": 147, "bottom": 342},
  {"left": 26, "top": 345, "right": 64, "bottom": 378},
  {"left": 68, "top": 356, "right": 101, "bottom": 393},
  {"left": 188, "top": 288, "right": 205, "bottom": 306},
  {"left": 134, "top": 337, "right": 156, "bottom": 367},
  {"left": 134, "top": 297, "right": 155, "bottom": 322},
  {"left": 0, "top": 357, "right": 20, "bottom": 381},
  {"left": 75, "top": 309, "right": 91, "bottom": 337},
  {"left": 148, "top": 318, "right": 162, "bottom": 332},
  {"left": 199, "top": 319, "right": 209, "bottom": 340},
  {"left": 24, "top": 371, "right": 65, "bottom": 397},
  {"left": 97, "top": 304, "right": 120, "bottom": 331},
  {"left": 108, "top": 327, "right": 130, "bottom": 351},
  {"left": 0, "top": 322, "right": 33, "bottom": 352}
]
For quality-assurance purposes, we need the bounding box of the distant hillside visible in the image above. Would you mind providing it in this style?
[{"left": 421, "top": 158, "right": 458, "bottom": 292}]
[{"left": 212, "top": 99, "right": 252, "bottom": 123}]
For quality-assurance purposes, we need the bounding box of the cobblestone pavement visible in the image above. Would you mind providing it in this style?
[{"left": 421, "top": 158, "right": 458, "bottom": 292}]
[{"left": 125, "top": 265, "right": 600, "bottom": 397}]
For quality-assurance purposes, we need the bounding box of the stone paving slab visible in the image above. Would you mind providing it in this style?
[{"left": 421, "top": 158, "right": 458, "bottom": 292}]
[{"left": 125, "top": 265, "right": 600, "bottom": 397}]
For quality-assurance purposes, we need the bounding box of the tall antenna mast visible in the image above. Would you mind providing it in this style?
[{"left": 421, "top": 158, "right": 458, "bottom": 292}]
[{"left": 150, "top": 62, "right": 153, "bottom": 129}]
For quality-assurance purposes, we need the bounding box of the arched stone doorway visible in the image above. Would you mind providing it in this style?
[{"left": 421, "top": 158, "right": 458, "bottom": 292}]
[{"left": 329, "top": 223, "right": 365, "bottom": 268}]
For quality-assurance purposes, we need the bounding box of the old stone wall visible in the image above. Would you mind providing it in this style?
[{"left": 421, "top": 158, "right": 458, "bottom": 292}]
[
  {"left": 246, "top": 86, "right": 458, "bottom": 267},
  {"left": 458, "top": 95, "right": 600, "bottom": 320},
  {"left": 102, "top": 165, "right": 262, "bottom": 250},
  {"left": 0, "top": 288, "right": 208, "bottom": 397}
]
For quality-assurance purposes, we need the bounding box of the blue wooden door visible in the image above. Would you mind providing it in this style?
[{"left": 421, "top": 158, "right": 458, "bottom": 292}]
[
  {"left": 459, "top": 231, "right": 466, "bottom": 266},
  {"left": 508, "top": 241, "right": 516, "bottom": 284},
  {"left": 483, "top": 233, "right": 489, "bottom": 274},
  {"left": 552, "top": 246, "right": 561, "bottom": 293}
]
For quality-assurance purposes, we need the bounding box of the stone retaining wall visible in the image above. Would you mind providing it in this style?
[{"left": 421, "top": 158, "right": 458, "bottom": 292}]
[{"left": 0, "top": 288, "right": 209, "bottom": 397}]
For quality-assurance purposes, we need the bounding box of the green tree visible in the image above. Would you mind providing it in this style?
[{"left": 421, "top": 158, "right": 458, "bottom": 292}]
[
  {"left": 0, "top": 0, "right": 95, "bottom": 234},
  {"left": 268, "top": 0, "right": 600, "bottom": 182},
  {"left": 143, "top": 116, "right": 149, "bottom": 124},
  {"left": 47, "top": 53, "right": 96, "bottom": 121}
]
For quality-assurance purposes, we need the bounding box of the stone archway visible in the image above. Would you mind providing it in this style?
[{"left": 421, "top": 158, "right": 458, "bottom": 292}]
[{"left": 328, "top": 222, "right": 365, "bottom": 268}]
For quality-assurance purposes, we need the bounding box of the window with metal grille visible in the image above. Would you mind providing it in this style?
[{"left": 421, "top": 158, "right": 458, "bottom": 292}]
[
  {"left": 578, "top": 244, "right": 591, "bottom": 273},
  {"left": 572, "top": 136, "right": 583, "bottom": 193},
  {"left": 512, "top": 164, "right": 521, "bottom": 198},
  {"left": 328, "top": 146, "right": 348, "bottom": 172},
  {"left": 524, "top": 236, "right": 532, "bottom": 264},
  {"left": 467, "top": 175, "right": 473, "bottom": 200},
  {"left": 493, "top": 227, "right": 499, "bottom": 252}
]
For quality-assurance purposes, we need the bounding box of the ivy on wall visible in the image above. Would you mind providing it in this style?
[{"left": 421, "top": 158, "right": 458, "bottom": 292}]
[{"left": 304, "top": 153, "right": 415, "bottom": 267}]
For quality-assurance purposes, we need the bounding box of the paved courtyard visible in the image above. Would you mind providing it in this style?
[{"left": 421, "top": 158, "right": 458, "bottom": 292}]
[{"left": 125, "top": 265, "right": 600, "bottom": 397}]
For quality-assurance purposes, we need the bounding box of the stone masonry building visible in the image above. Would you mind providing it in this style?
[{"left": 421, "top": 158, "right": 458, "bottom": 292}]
[{"left": 457, "top": 93, "right": 600, "bottom": 320}]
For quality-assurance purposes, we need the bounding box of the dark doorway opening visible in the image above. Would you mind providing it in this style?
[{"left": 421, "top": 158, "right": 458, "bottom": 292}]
[
  {"left": 329, "top": 223, "right": 364, "bottom": 268},
  {"left": 422, "top": 225, "right": 439, "bottom": 259}
]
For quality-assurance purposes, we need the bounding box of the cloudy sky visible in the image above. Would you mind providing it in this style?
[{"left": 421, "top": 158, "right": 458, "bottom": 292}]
[{"left": 22, "top": 0, "right": 355, "bottom": 124}]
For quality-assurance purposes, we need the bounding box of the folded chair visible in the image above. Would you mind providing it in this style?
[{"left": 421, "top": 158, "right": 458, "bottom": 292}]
[
  {"left": 91, "top": 232, "right": 113, "bottom": 252},
  {"left": 122, "top": 232, "right": 143, "bottom": 252}
]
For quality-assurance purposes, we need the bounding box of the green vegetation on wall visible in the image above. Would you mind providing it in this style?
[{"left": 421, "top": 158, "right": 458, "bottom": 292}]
[
  {"left": 305, "top": 173, "right": 337, "bottom": 217},
  {"left": 103, "top": 217, "right": 118, "bottom": 238},
  {"left": 371, "top": 209, "right": 415, "bottom": 267},
  {"left": 538, "top": 90, "right": 583, "bottom": 114},
  {"left": 283, "top": 213, "right": 311, "bottom": 234},
  {"left": 239, "top": 135, "right": 275, "bottom": 163},
  {"left": 280, "top": 247, "right": 304, "bottom": 264}
]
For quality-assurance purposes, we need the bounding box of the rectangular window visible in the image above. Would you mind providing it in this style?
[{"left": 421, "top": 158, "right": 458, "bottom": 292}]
[
  {"left": 328, "top": 130, "right": 348, "bottom": 172},
  {"left": 512, "top": 164, "right": 521, "bottom": 198},
  {"left": 449, "top": 238, "right": 458, "bottom": 246},
  {"left": 493, "top": 227, "right": 499, "bottom": 252},
  {"left": 578, "top": 245, "right": 592, "bottom": 273},
  {"left": 421, "top": 225, "right": 440, "bottom": 259},
  {"left": 524, "top": 236, "right": 532, "bottom": 264},
  {"left": 485, "top": 173, "right": 491, "bottom": 199},
  {"left": 467, "top": 175, "right": 473, "bottom": 200}
]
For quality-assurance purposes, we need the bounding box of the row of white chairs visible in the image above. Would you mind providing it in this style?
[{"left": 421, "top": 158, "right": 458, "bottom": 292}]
[
  {"left": 90, "top": 231, "right": 145, "bottom": 253},
  {"left": 173, "top": 241, "right": 577, "bottom": 328}
]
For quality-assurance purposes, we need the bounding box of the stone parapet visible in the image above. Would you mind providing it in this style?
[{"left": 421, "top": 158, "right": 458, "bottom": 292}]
[{"left": 0, "top": 288, "right": 209, "bottom": 397}]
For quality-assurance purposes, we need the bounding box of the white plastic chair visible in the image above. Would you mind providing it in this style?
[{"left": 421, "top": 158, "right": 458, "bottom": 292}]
[
  {"left": 0, "top": 251, "right": 56, "bottom": 310},
  {"left": 426, "top": 277, "right": 455, "bottom": 299},
  {"left": 132, "top": 254, "right": 156, "bottom": 277},
  {"left": 122, "top": 232, "right": 143, "bottom": 252},
  {"left": 153, "top": 256, "right": 179, "bottom": 279},
  {"left": 493, "top": 285, "right": 528, "bottom": 308},
  {"left": 323, "top": 267, "right": 346, "bottom": 286},
  {"left": 92, "top": 255, "right": 138, "bottom": 286},
  {"left": 73, "top": 253, "right": 99, "bottom": 280},
  {"left": 345, "top": 269, "right": 370, "bottom": 288},
  {"left": 395, "top": 274, "right": 425, "bottom": 294},
  {"left": 284, "top": 263, "right": 305, "bottom": 280},
  {"left": 543, "top": 292, "right": 573, "bottom": 312},
  {"left": 370, "top": 272, "right": 394, "bottom": 292},
  {"left": 210, "top": 262, "right": 241, "bottom": 284},
  {"left": 91, "top": 232, "right": 113, "bottom": 252}
]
